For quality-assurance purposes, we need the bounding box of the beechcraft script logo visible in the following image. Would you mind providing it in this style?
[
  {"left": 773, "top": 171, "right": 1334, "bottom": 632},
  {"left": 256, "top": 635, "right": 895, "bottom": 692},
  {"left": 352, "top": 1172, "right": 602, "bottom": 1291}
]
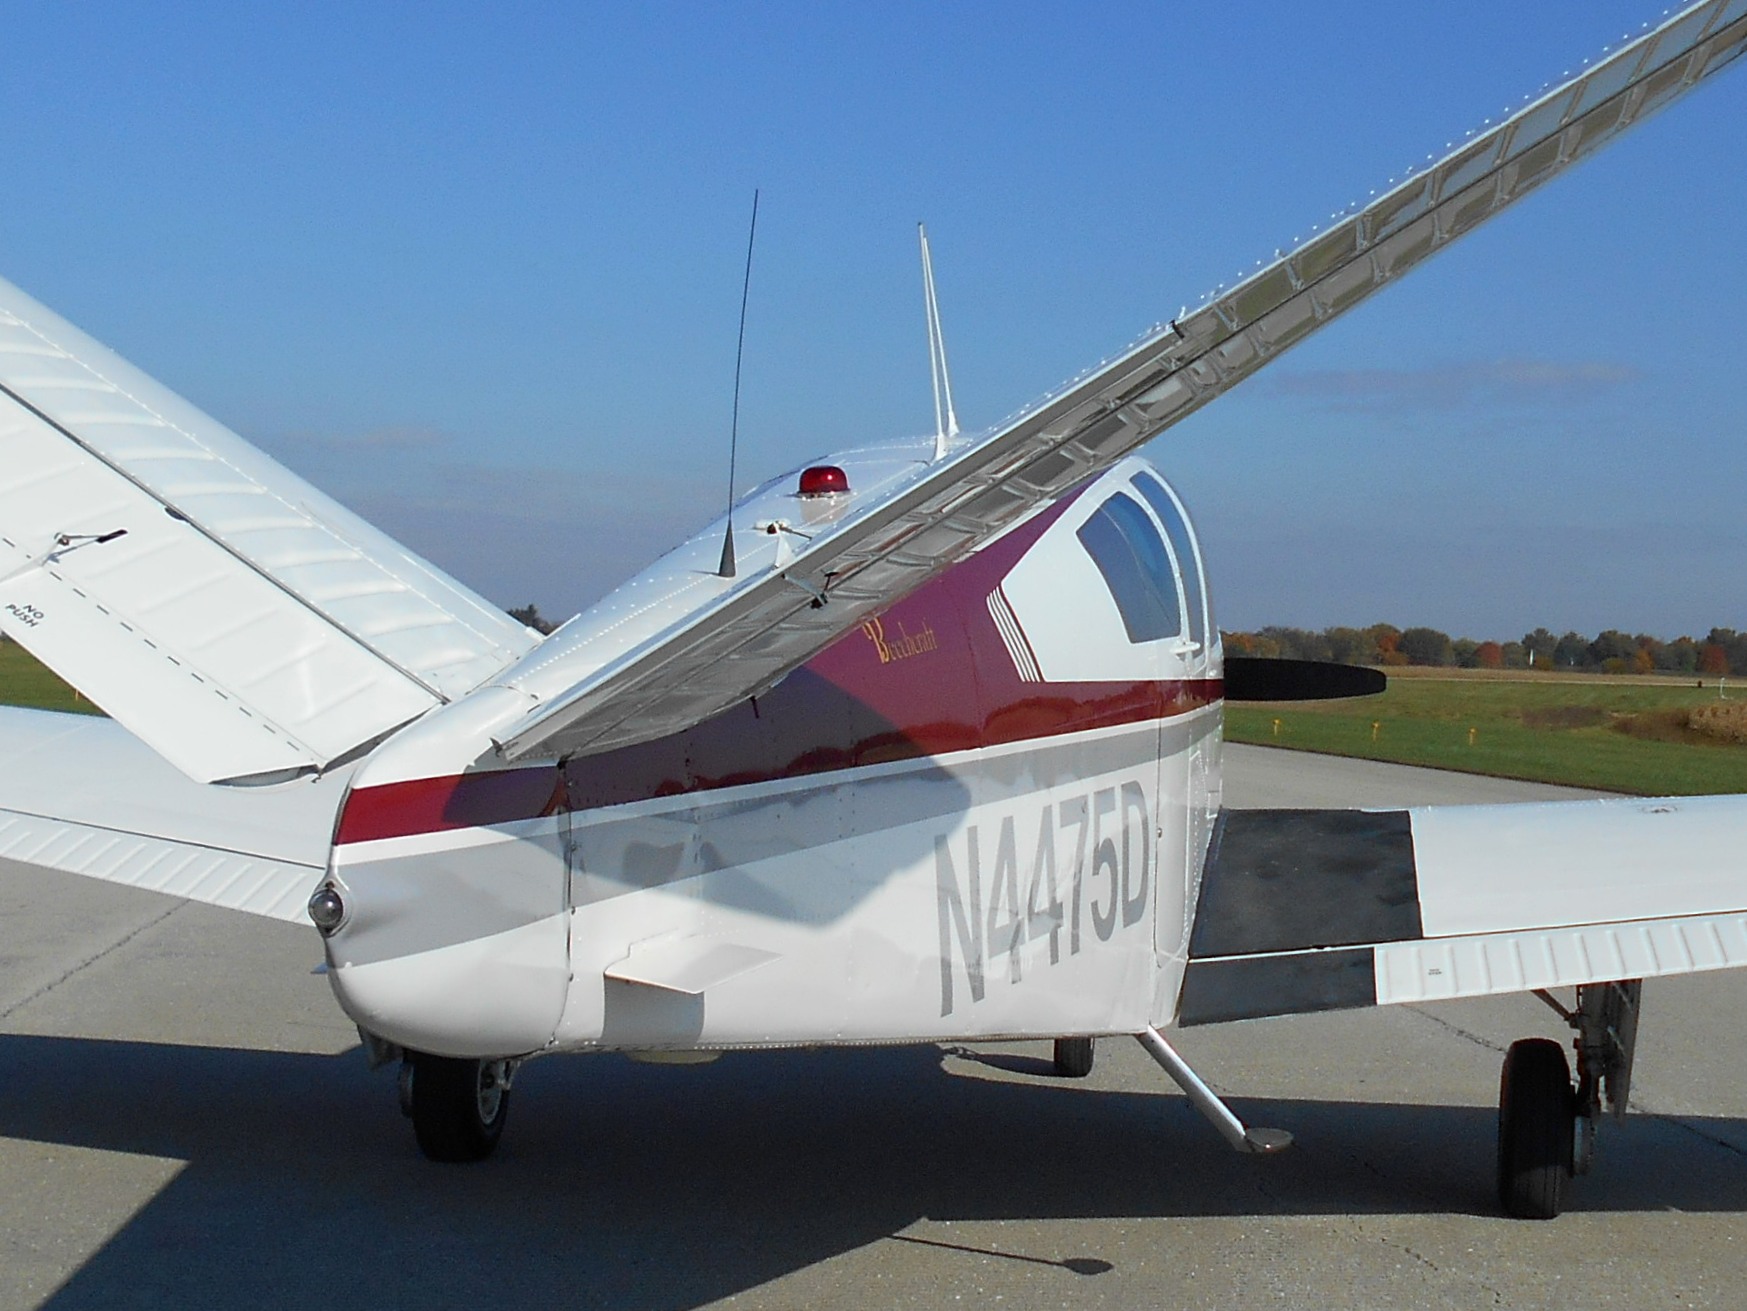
[{"left": 861, "top": 615, "right": 938, "bottom": 665}]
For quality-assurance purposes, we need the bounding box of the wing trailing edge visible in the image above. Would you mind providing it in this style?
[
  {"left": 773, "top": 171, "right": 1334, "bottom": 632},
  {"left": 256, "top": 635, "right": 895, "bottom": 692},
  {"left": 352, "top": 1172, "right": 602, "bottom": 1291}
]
[
  {"left": 0, "top": 276, "right": 538, "bottom": 783},
  {"left": 0, "top": 708, "right": 349, "bottom": 922}
]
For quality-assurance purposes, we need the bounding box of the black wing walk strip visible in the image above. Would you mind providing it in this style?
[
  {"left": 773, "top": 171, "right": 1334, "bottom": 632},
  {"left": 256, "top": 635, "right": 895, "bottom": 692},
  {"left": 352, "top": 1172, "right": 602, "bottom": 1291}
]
[{"left": 1179, "top": 809, "right": 1420, "bottom": 1025}]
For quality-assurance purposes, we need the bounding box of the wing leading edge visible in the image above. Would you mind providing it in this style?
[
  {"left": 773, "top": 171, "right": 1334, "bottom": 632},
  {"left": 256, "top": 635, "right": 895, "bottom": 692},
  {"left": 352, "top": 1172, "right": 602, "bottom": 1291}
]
[{"left": 495, "top": 0, "right": 1747, "bottom": 764}]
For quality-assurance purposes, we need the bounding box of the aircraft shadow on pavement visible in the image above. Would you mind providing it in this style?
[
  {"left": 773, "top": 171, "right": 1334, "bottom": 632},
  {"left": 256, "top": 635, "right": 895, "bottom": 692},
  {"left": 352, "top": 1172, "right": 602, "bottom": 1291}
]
[{"left": 4, "top": 1032, "right": 1745, "bottom": 1311}]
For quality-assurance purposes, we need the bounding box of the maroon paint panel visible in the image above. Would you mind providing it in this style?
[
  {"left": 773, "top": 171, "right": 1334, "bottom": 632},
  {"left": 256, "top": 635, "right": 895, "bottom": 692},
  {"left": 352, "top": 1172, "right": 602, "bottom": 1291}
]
[
  {"left": 336, "top": 766, "right": 566, "bottom": 846},
  {"left": 336, "top": 483, "right": 1223, "bottom": 846}
]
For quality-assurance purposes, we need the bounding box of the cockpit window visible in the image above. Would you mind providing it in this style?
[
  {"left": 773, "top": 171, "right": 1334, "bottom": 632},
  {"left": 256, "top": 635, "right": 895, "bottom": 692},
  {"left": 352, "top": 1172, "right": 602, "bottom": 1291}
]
[
  {"left": 1076, "top": 492, "right": 1182, "bottom": 643},
  {"left": 1131, "top": 474, "right": 1205, "bottom": 648}
]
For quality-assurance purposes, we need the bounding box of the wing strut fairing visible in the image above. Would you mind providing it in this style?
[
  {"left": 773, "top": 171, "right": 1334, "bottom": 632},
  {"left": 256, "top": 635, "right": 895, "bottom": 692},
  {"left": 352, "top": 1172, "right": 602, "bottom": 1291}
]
[{"left": 496, "top": 0, "right": 1747, "bottom": 764}]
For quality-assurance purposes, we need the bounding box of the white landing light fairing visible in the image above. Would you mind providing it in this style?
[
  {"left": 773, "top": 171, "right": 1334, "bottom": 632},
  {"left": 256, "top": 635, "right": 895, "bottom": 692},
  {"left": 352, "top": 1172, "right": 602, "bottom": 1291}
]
[{"left": 2, "top": 1, "right": 1745, "bottom": 1220}]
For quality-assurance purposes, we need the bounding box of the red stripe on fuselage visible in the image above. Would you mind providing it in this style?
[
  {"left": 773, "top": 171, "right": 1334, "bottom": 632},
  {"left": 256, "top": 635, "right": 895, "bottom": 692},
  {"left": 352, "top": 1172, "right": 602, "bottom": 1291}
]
[
  {"left": 335, "top": 487, "right": 1222, "bottom": 846},
  {"left": 334, "top": 676, "right": 1224, "bottom": 845}
]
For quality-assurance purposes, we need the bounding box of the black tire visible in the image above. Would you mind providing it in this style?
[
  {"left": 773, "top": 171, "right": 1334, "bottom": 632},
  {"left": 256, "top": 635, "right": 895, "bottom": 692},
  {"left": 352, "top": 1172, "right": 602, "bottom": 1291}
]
[
  {"left": 409, "top": 1053, "right": 510, "bottom": 1162},
  {"left": 1497, "top": 1038, "right": 1574, "bottom": 1219},
  {"left": 1053, "top": 1036, "right": 1095, "bottom": 1078}
]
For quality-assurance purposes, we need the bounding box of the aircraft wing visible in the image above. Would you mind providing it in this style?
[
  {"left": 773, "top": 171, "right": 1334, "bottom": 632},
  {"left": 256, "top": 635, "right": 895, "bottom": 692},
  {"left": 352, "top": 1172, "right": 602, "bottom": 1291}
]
[
  {"left": 0, "top": 276, "right": 538, "bottom": 785},
  {"left": 1176, "top": 798, "right": 1747, "bottom": 1026},
  {"left": 497, "top": 0, "right": 1747, "bottom": 762},
  {"left": 0, "top": 707, "right": 345, "bottom": 922}
]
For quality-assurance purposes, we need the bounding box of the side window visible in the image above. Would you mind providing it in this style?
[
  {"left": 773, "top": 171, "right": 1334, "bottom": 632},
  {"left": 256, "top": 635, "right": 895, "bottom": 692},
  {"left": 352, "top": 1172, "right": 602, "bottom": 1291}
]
[
  {"left": 1076, "top": 492, "right": 1182, "bottom": 643},
  {"left": 1132, "top": 474, "right": 1206, "bottom": 649}
]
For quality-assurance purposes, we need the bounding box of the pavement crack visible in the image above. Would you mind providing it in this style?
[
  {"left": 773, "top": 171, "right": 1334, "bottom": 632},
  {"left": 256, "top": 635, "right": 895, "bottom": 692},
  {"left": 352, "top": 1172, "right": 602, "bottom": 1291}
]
[
  {"left": 1352, "top": 1221, "right": 1507, "bottom": 1306},
  {"left": 1405, "top": 1006, "right": 1509, "bottom": 1056},
  {"left": 0, "top": 902, "right": 183, "bottom": 1021},
  {"left": 1630, "top": 1106, "right": 1747, "bottom": 1160}
]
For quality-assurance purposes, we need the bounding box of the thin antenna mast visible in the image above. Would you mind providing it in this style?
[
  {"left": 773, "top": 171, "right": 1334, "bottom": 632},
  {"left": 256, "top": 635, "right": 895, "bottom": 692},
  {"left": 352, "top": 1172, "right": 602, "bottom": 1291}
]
[
  {"left": 918, "top": 223, "right": 959, "bottom": 462},
  {"left": 718, "top": 189, "right": 761, "bottom": 579}
]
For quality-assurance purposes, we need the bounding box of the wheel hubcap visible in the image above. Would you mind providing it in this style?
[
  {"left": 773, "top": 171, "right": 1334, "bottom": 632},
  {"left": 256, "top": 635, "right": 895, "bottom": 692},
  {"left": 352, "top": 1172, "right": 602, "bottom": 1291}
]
[{"left": 476, "top": 1060, "right": 509, "bottom": 1124}]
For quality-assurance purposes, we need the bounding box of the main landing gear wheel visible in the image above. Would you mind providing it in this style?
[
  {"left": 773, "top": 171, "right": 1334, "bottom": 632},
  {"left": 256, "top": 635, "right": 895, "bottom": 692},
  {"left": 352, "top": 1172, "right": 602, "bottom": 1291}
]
[
  {"left": 408, "top": 1053, "right": 512, "bottom": 1162},
  {"left": 1497, "top": 1038, "right": 1575, "bottom": 1219},
  {"left": 1053, "top": 1037, "right": 1095, "bottom": 1078}
]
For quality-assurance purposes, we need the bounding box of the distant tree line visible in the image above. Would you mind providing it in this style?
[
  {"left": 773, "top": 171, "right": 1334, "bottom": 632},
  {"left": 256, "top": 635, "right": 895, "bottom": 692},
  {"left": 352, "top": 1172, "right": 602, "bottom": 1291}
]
[
  {"left": 497, "top": 600, "right": 1747, "bottom": 677},
  {"left": 1222, "top": 623, "right": 1747, "bottom": 677}
]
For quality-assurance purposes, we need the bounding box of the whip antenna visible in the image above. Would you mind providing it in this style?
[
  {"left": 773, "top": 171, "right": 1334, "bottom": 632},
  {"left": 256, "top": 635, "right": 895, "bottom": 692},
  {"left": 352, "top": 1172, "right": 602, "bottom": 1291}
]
[
  {"left": 918, "top": 223, "right": 959, "bottom": 462},
  {"left": 718, "top": 188, "right": 761, "bottom": 579}
]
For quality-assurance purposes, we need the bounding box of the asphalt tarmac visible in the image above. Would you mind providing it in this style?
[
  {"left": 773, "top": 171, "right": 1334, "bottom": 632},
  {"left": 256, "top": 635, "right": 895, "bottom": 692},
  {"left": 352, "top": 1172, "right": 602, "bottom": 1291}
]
[{"left": 2, "top": 744, "right": 1743, "bottom": 1310}]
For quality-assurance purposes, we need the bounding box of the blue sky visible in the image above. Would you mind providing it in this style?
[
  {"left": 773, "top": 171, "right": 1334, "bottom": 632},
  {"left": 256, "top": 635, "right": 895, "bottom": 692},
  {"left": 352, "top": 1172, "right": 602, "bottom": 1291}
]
[{"left": 0, "top": 3, "right": 1741, "bottom": 641}]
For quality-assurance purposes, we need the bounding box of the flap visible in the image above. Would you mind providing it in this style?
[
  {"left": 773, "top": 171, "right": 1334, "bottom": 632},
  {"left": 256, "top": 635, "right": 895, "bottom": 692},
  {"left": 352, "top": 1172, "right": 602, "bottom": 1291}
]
[{"left": 1178, "top": 796, "right": 1747, "bottom": 1026}]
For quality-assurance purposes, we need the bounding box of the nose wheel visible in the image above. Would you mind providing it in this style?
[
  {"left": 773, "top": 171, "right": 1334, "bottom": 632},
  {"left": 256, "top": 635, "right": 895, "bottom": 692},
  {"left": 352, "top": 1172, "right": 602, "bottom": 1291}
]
[
  {"left": 1052, "top": 1036, "right": 1095, "bottom": 1078},
  {"left": 404, "top": 1052, "right": 514, "bottom": 1162}
]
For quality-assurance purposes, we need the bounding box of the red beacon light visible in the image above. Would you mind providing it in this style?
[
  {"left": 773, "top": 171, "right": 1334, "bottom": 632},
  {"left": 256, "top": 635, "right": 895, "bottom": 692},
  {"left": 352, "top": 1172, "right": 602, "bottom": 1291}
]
[{"left": 797, "top": 465, "right": 850, "bottom": 497}]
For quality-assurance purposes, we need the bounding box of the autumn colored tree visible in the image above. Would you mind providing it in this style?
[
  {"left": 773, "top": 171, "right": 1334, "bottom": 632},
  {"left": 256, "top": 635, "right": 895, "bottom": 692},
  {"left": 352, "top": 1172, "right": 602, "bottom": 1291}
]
[
  {"left": 1221, "top": 630, "right": 1284, "bottom": 657},
  {"left": 1707, "top": 628, "right": 1747, "bottom": 673},
  {"left": 1215, "top": 621, "right": 1743, "bottom": 675},
  {"left": 1257, "top": 626, "right": 1330, "bottom": 661},
  {"left": 1369, "top": 624, "right": 1406, "bottom": 666}
]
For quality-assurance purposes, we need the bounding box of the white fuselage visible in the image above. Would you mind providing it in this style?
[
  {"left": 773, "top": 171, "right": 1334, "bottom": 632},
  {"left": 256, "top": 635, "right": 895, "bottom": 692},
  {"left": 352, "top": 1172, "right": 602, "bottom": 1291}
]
[{"left": 321, "top": 458, "right": 1223, "bottom": 1058}]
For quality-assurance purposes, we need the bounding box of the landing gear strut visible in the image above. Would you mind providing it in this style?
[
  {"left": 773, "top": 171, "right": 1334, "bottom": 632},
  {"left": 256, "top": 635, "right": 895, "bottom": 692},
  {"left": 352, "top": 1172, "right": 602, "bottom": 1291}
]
[
  {"left": 403, "top": 1052, "right": 516, "bottom": 1162},
  {"left": 1496, "top": 980, "right": 1641, "bottom": 1219}
]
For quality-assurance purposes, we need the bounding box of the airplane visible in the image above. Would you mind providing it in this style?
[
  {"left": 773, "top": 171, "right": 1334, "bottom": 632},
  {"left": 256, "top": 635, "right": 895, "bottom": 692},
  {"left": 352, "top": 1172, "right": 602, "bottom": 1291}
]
[{"left": 0, "top": 0, "right": 1743, "bottom": 1223}]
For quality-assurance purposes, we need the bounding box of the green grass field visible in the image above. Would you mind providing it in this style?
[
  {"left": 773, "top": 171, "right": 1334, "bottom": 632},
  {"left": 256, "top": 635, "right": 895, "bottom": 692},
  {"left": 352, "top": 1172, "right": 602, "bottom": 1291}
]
[
  {"left": 0, "top": 641, "right": 101, "bottom": 715},
  {"left": 1226, "top": 669, "right": 1747, "bottom": 795},
  {"left": 4, "top": 639, "right": 1744, "bottom": 794}
]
